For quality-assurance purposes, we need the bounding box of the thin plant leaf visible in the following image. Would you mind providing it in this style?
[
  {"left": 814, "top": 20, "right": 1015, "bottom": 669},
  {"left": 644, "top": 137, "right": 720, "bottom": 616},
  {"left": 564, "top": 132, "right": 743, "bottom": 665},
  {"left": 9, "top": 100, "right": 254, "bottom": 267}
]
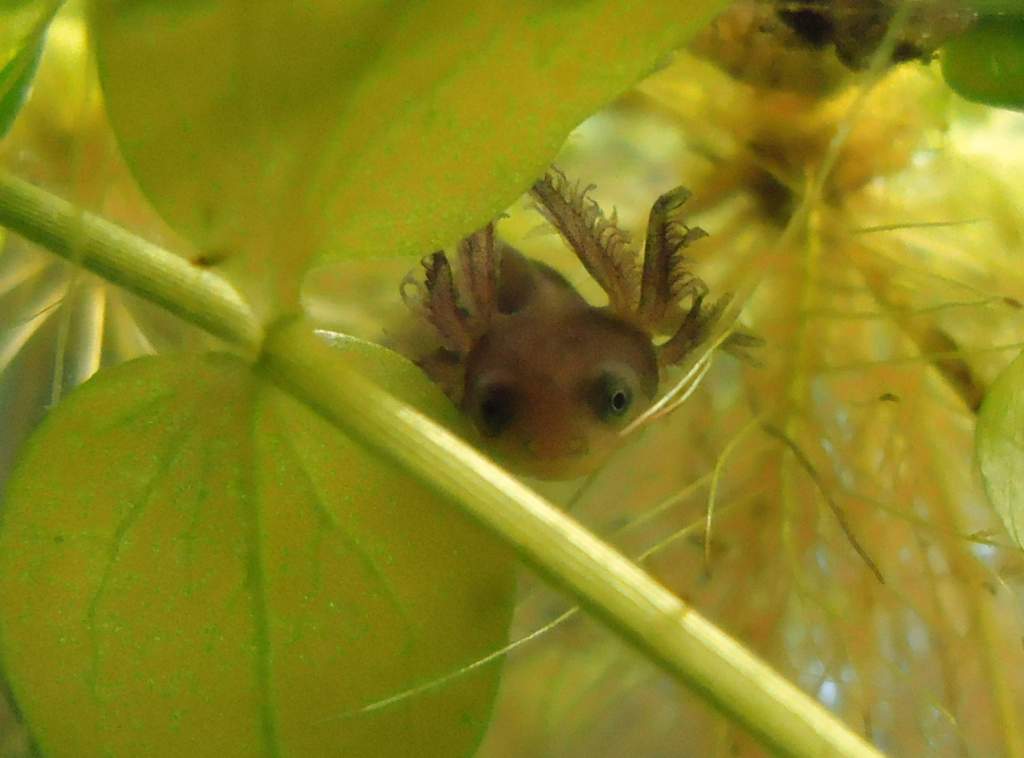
[
  {"left": 0, "top": 0, "right": 56, "bottom": 138},
  {"left": 977, "top": 348, "right": 1024, "bottom": 549}
]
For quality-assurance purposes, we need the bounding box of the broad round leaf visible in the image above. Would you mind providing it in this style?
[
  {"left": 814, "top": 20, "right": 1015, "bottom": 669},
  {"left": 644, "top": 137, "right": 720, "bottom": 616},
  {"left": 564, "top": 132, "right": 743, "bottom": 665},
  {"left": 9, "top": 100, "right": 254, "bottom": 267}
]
[
  {"left": 0, "top": 344, "right": 515, "bottom": 757},
  {"left": 88, "top": 0, "right": 729, "bottom": 307},
  {"left": 977, "top": 349, "right": 1024, "bottom": 549},
  {"left": 942, "top": 16, "right": 1024, "bottom": 112}
]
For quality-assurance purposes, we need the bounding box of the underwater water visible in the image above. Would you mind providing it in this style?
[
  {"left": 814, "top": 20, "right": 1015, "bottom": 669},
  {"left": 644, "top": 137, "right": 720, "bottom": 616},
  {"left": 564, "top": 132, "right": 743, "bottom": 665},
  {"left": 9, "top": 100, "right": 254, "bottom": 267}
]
[{"left": 3, "top": 2, "right": 1024, "bottom": 756}]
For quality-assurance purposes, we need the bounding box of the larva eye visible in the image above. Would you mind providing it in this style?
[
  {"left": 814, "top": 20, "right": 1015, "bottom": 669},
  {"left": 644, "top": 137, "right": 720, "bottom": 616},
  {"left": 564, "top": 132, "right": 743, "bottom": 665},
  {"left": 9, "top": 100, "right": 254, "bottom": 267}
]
[
  {"left": 475, "top": 384, "right": 518, "bottom": 437},
  {"left": 591, "top": 372, "right": 634, "bottom": 423}
]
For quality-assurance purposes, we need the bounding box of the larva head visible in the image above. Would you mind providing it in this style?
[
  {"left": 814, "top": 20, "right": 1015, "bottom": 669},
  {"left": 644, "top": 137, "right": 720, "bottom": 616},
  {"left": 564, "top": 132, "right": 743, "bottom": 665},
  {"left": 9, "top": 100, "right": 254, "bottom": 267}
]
[{"left": 462, "top": 305, "right": 658, "bottom": 480}]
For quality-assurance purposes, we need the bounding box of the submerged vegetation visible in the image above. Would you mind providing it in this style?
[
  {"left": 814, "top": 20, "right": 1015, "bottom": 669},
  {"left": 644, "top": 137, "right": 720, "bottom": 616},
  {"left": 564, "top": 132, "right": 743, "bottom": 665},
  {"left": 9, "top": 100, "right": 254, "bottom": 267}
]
[{"left": 1, "top": 1, "right": 1024, "bottom": 756}]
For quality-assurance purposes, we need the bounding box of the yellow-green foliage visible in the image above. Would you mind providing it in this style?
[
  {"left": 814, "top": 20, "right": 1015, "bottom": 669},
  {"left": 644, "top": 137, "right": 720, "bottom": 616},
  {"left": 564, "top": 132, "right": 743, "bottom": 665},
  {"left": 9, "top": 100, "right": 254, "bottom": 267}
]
[
  {"left": 2, "top": 2, "right": 1024, "bottom": 757},
  {"left": 0, "top": 342, "right": 515, "bottom": 757}
]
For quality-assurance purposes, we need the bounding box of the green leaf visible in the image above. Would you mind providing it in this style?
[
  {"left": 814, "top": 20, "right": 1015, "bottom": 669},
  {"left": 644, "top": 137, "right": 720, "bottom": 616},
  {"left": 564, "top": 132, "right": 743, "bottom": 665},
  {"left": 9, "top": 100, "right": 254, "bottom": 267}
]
[
  {"left": 0, "top": 0, "right": 56, "bottom": 138},
  {"left": 88, "top": 0, "right": 729, "bottom": 309},
  {"left": 0, "top": 343, "right": 515, "bottom": 757},
  {"left": 0, "top": 36, "right": 43, "bottom": 138},
  {"left": 942, "top": 16, "right": 1024, "bottom": 112},
  {"left": 977, "top": 349, "right": 1024, "bottom": 549}
]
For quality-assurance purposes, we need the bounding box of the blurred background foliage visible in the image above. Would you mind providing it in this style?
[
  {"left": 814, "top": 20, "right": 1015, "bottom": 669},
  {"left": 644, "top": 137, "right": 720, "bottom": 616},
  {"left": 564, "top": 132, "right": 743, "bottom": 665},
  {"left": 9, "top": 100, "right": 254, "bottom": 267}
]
[{"left": 2, "top": 0, "right": 1024, "bottom": 756}]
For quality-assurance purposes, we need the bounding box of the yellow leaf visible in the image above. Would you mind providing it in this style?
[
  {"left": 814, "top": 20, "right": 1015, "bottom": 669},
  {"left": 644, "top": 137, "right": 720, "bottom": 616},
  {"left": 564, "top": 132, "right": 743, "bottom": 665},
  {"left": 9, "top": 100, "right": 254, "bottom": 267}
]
[{"left": 89, "top": 0, "right": 729, "bottom": 312}]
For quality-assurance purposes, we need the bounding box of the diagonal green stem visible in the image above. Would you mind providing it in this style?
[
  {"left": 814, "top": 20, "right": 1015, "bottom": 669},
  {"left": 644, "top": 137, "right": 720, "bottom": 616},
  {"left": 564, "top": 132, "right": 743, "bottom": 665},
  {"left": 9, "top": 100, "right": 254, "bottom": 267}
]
[
  {"left": 0, "top": 170, "right": 885, "bottom": 758},
  {"left": 0, "top": 172, "right": 262, "bottom": 350},
  {"left": 262, "top": 320, "right": 884, "bottom": 758}
]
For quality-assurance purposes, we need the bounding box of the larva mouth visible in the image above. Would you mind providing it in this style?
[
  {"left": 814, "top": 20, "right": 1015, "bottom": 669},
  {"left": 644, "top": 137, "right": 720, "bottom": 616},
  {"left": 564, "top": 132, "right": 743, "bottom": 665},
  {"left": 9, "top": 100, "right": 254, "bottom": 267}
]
[
  {"left": 524, "top": 435, "right": 590, "bottom": 461},
  {"left": 490, "top": 437, "right": 613, "bottom": 482}
]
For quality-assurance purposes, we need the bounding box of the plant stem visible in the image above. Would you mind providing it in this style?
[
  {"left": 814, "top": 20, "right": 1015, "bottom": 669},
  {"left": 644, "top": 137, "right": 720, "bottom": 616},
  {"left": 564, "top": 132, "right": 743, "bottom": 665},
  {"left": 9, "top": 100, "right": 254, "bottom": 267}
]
[
  {"left": 0, "top": 172, "right": 884, "bottom": 758},
  {"left": 0, "top": 171, "right": 262, "bottom": 351},
  {"left": 262, "top": 319, "right": 883, "bottom": 758}
]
